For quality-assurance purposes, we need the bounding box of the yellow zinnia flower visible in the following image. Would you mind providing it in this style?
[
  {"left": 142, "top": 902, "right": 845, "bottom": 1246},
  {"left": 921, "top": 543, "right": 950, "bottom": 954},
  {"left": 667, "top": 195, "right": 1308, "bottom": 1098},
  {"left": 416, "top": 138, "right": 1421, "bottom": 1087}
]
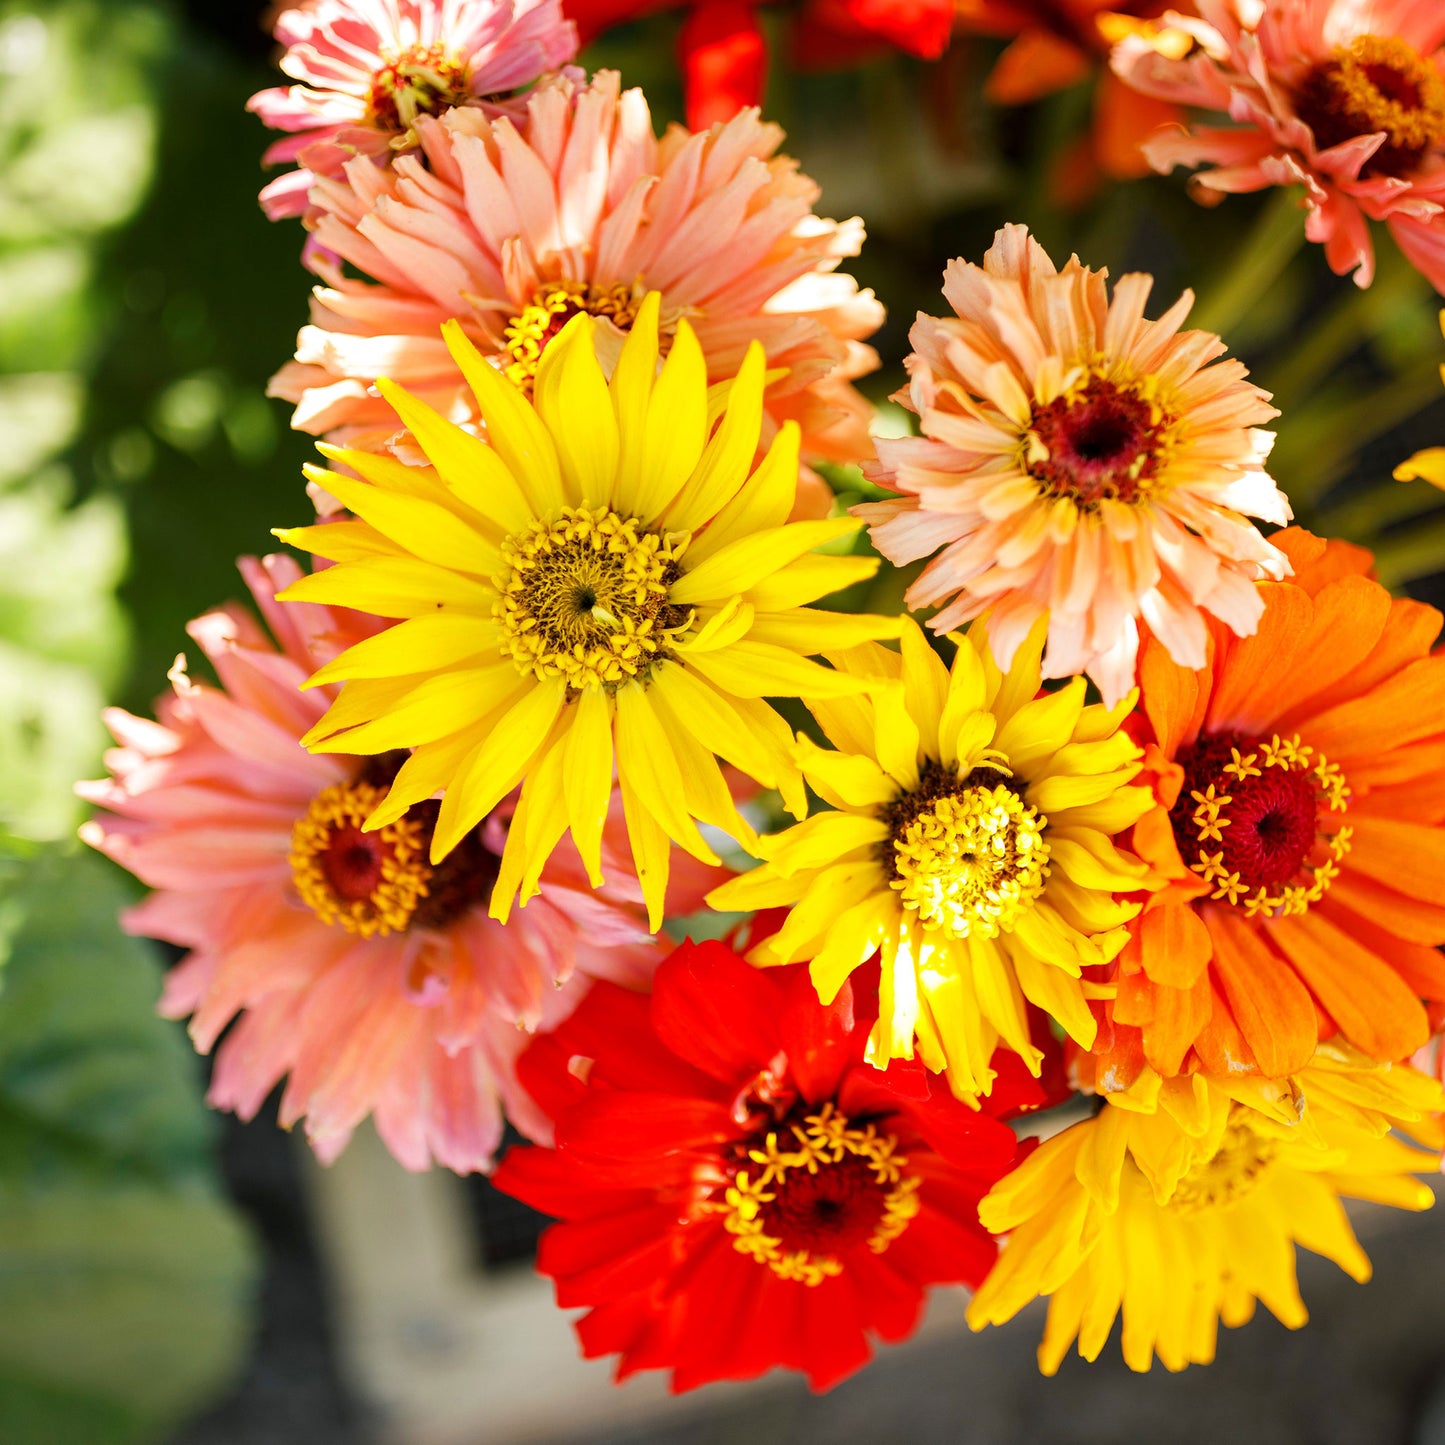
[
  {"left": 967, "top": 1050, "right": 1445, "bottom": 1375},
  {"left": 708, "top": 616, "right": 1156, "bottom": 1098},
  {"left": 277, "top": 297, "right": 899, "bottom": 927}
]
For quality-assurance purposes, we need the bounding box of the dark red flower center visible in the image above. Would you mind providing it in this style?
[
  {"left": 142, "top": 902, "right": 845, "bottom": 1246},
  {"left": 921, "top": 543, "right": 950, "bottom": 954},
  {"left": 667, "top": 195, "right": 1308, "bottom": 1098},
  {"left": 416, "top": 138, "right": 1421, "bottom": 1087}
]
[
  {"left": 1026, "top": 376, "right": 1168, "bottom": 507},
  {"left": 290, "top": 754, "right": 500, "bottom": 936},
  {"left": 760, "top": 1152, "right": 891, "bottom": 1254},
  {"left": 1168, "top": 730, "right": 1351, "bottom": 916},
  {"left": 1294, "top": 34, "right": 1445, "bottom": 177}
]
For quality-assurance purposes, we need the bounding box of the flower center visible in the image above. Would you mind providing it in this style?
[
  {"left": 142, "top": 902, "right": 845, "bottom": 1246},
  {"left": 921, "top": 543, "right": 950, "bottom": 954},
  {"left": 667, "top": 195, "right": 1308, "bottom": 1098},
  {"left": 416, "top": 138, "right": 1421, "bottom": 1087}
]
[
  {"left": 882, "top": 758, "right": 1050, "bottom": 940},
  {"left": 1167, "top": 1114, "right": 1278, "bottom": 1214},
  {"left": 1295, "top": 35, "right": 1445, "bottom": 176},
  {"left": 500, "top": 282, "right": 648, "bottom": 395},
  {"left": 721, "top": 1104, "right": 921, "bottom": 1287},
  {"left": 1170, "top": 731, "right": 1352, "bottom": 917},
  {"left": 367, "top": 43, "right": 472, "bottom": 132},
  {"left": 1025, "top": 374, "right": 1174, "bottom": 508},
  {"left": 290, "top": 761, "right": 500, "bottom": 934},
  {"left": 496, "top": 506, "right": 693, "bottom": 691}
]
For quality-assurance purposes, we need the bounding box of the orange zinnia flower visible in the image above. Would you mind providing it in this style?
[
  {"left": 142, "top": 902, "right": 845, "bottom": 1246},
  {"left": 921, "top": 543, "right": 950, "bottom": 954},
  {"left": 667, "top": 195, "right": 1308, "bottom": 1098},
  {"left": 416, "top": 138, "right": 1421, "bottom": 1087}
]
[{"left": 1091, "top": 527, "right": 1445, "bottom": 1089}]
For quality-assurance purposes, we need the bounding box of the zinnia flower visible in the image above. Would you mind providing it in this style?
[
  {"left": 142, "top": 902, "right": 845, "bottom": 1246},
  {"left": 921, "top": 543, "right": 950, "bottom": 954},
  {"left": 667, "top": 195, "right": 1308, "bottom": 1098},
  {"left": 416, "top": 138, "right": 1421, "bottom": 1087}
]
[
  {"left": 280, "top": 302, "right": 900, "bottom": 929},
  {"left": 77, "top": 555, "right": 708, "bottom": 1172},
  {"left": 953, "top": 0, "right": 1190, "bottom": 189},
  {"left": 270, "top": 70, "right": 883, "bottom": 488},
  {"left": 561, "top": 0, "right": 953, "bottom": 132},
  {"left": 1099, "top": 527, "right": 1445, "bottom": 1088},
  {"left": 1112, "top": 0, "right": 1445, "bottom": 291},
  {"left": 967, "top": 1050, "right": 1444, "bottom": 1373},
  {"left": 708, "top": 616, "right": 1156, "bottom": 1099},
  {"left": 855, "top": 225, "right": 1292, "bottom": 707},
  {"left": 492, "top": 937, "right": 1048, "bottom": 1391},
  {"left": 248, "top": 0, "right": 579, "bottom": 219}
]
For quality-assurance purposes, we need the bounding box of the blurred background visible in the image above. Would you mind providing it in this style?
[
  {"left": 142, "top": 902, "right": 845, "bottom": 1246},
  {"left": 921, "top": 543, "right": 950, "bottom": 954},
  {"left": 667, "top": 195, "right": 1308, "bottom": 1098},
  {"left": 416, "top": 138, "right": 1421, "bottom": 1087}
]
[{"left": 6, "top": 0, "right": 1445, "bottom": 1440}]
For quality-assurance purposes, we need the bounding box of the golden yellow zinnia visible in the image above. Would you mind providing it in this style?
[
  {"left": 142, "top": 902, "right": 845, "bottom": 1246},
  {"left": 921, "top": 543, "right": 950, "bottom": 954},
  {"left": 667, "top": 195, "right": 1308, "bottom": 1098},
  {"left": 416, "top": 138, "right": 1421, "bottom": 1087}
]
[
  {"left": 277, "top": 296, "right": 898, "bottom": 927},
  {"left": 708, "top": 616, "right": 1156, "bottom": 1099},
  {"left": 968, "top": 1049, "right": 1445, "bottom": 1374}
]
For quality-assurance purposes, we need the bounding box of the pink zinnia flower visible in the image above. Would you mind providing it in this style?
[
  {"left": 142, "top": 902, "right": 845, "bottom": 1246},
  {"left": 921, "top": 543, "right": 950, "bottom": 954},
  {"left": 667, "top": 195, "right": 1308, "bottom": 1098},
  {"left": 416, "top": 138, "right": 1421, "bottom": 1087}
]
[
  {"left": 855, "top": 225, "right": 1292, "bottom": 706},
  {"left": 268, "top": 69, "right": 884, "bottom": 493},
  {"left": 249, "top": 0, "right": 579, "bottom": 220},
  {"left": 1111, "top": 0, "right": 1445, "bottom": 291},
  {"left": 78, "top": 555, "right": 712, "bottom": 1173}
]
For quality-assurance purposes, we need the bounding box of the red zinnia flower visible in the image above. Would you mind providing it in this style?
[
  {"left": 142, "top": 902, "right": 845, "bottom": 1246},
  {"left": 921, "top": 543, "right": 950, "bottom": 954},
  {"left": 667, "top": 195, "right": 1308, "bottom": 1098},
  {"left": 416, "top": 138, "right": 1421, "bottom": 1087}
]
[{"left": 493, "top": 937, "right": 1051, "bottom": 1391}]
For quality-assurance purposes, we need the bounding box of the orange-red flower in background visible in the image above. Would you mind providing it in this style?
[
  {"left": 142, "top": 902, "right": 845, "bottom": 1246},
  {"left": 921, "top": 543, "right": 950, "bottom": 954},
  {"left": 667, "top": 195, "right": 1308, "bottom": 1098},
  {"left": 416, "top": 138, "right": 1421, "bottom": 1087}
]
[
  {"left": 953, "top": 0, "right": 1194, "bottom": 197},
  {"left": 1088, "top": 527, "right": 1445, "bottom": 1092}
]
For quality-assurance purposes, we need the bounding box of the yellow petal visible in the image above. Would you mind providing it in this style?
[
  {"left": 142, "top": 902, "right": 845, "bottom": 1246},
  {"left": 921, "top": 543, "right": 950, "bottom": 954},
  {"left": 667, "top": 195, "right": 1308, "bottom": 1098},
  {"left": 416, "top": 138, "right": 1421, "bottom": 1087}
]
[
  {"left": 610, "top": 289, "right": 661, "bottom": 497},
  {"left": 670, "top": 518, "right": 861, "bottom": 605},
  {"left": 689, "top": 641, "right": 869, "bottom": 699},
  {"left": 810, "top": 895, "right": 893, "bottom": 1004},
  {"left": 674, "top": 597, "right": 754, "bottom": 654},
  {"left": 650, "top": 661, "right": 786, "bottom": 789},
  {"left": 683, "top": 421, "right": 800, "bottom": 564},
  {"left": 533, "top": 314, "right": 619, "bottom": 508},
  {"left": 562, "top": 685, "right": 614, "bottom": 888},
  {"left": 362, "top": 730, "right": 477, "bottom": 831},
  {"left": 614, "top": 683, "right": 720, "bottom": 864},
  {"left": 430, "top": 677, "right": 567, "bottom": 861},
  {"left": 629, "top": 318, "right": 707, "bottom": 524},
  {"left": 745, "top": 607, "right": 903, "bottom": 653},
  {"left": 619, "top": 764, "right": 671, "bottom": 932},
  {"left": 371, "top": 381, "right": 533, "bottom": 534},
  {"left": 302, "top": 613, "right": 501, "bottom": 690},
  {"left": 755, "top": 810, "right": 888, "bottom": 874},
  {"left": 277, "top": 556, "right": 493, "bottom": 619},
  {"left": 794, "top": 733, "right": 896, "bottom": 810},
  {"left": 441, "top": 318, "right": 565, "bottom": 516},
  {"left": 746, "top": 554, "right": 881, "bottom": 611},
  {"left": 274, "top": 517, "right": 397, "bottom": 564},
  {"left": 901, "top": 619, "right": 950, "bottom": 762},
  {"left": 1394, "top": 447, "right": 1445, "bottom": 487}
]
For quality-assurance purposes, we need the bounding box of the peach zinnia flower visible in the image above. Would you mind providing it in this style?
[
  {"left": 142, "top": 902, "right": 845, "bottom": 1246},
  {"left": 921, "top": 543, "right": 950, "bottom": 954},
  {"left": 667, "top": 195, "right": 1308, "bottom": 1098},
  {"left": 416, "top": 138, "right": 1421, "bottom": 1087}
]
[
  {"left": 1090, "top": 527, "right": 1445, "bottom": 1089},
  {"left": 1112, "top": 0, "right": 1445, "bottom": 291},
  {"left": 855, "top": 224, "right": 1291, "bottom": 706},
  {"left": 269, "top": 69, "right": 883, "bottom": 484},
  {"left": 249, "top": 0, "right": 579, "bottom": 220},
  {"left": 78, "top": 556, "right": 707, "bottom": 1172}
]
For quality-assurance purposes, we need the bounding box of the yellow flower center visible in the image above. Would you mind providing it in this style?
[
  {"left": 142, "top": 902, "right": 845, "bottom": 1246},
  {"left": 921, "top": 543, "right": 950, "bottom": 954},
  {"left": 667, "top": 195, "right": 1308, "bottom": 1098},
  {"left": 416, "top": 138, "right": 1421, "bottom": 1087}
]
[
  {"left": 1168, "top": 1116, "right": 1279, "bottom": 1214},
  {"left": 1296, "top": 34, "right": 1445, "bottom": 175},
  {"left": 886, "top": 763, "right": 1050, "bottom": 940},
  {"left": 289, "top": 780, "right": 432, "bottom": 937},
  {"left": 1024, "top": 371, "right": 1177, "bottom": 510},
  {"left": 1172, "top": 731, "right": 1351, "bottom": 918},
  {"left": 496, "top": 506, "right": 693, "bottom": 690},
  {"left": 720, "top": 1104, "right": 921, "bottom": 1287},
  {"left": 367, "top": 43, "right": 472, "bottom": 132},
  {"left": 500, "top": 281, "right": 647, "bottom": 394}
]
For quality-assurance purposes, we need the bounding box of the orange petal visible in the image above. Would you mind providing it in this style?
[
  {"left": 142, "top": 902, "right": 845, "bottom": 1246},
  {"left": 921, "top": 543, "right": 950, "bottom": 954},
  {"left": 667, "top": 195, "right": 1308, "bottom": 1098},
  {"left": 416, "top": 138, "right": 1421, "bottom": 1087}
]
[
  {"left": 1141, "top": 968, "right": 1212, "bottom": 1077},
  {"left": 1270, "top": 909, "right": 1429, "bottom": 1061},
  {"left": 1136, "top": 901, "right": 1213, "bottom": 989},
  {"left": 1320, "top": 896, "right": 1445, "bottom": 1003},
  {"left": 1205, "top": 582, "right": 1313, "bottom": 734},
  {"left": 1330, "top": 869, "right": 1445, "bottom": 945},
  {"left": 1345, "top": 813, "right": 1445, "bottom": 904},
  {"left": 1093, "top": 72, "right": 1180, "bottom": 180},
  {"left": 1193, "top": 977, "right": 1255, "bottom": 1075},
  {"left": 1294, "top": 656, "right": 1445, "bottom": 764},
  {"left": 1207, "top": 907, "right": 1318, "bottom": 1077},
  {"left": 985, "top": 30, "right": 1090, "bottom": 104},
  {"left": 1113, "top": 969, "right": 1156, "bottom": 1027},
  {"left": 1139, "top": 633, "right": 1203, "bottom": 758}
]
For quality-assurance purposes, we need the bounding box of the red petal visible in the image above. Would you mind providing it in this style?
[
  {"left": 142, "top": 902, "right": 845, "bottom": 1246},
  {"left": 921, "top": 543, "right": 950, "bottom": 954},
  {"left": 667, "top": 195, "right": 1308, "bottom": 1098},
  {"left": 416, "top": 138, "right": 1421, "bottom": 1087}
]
[
  {"left": 556, "top": 1090, "right": 737, "bottom": 1159},
  {"left": 678, "top": 1, "right": 767, "bottom": 131}
]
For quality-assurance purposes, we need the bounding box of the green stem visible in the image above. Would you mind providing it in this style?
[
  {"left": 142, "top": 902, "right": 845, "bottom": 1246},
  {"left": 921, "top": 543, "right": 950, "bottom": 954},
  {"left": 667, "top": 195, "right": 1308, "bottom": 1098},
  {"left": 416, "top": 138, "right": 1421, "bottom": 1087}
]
[
  {"left": 1191, "top": 189, "right": 1308, "bottom": 340},
  {"left": 1371, "top": 510, "right": 1445, "bottom": 588}
]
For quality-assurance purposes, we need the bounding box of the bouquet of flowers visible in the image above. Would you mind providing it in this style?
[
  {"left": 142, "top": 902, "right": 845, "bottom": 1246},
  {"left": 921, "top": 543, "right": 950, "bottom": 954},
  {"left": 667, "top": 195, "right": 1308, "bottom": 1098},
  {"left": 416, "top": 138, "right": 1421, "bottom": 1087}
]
[{"left": 79, "top": 0, "right": 1445, "bottom": 1389}]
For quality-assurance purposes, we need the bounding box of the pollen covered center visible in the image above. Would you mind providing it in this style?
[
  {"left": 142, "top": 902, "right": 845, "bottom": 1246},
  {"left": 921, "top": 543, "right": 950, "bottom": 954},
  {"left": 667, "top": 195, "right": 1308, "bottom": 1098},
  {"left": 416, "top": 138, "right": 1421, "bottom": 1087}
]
[
  {"left": 1025, "top": 373, "right": 1175, "bottom": 508},
  {"left": 496, "top": 506, "right": 692, "bottom": 690},
  {"left": 501, "top": 281, "right": 649, "bottom": 394},
  {"left": 1296, "top": 34, "right": 1445, "bottom": 175},
  {"left": 290, "top": 779, "right": 432, "bottom": 936},
  {"left": 721, "top": 1104, "right": 921, "bottom": 1287},
  {"left": 885, "top": 762, "right": 1050, "bottom": 940},
  {"left": 368, "top": 43, "right": 472, "bottom": 132},
  {"left": 1170, "top": 730, "right": 1351, "bottom": 917},
  {"left": 1168, "top": 1115, "right": 1279, "bottom": 1214}
]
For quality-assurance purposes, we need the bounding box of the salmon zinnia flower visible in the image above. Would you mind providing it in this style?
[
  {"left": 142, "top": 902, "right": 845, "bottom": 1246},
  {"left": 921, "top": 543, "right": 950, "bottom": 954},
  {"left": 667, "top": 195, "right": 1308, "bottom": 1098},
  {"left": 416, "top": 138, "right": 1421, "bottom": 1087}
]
[
  {"left": 248, "top": 0, "right": 579, "bottom": 219},
  {"left": 77, "top": 556, "right": 703, "bottom": 1172},
  {"left": 493, "top": 939, "right": 1048, "bottom": 1391},
  {"left": 271, "top": 69, "right": 883, "bottom": 483},
  {"left": 708, "top": 617, "right": 1155, "bottom": 1099},
  {"left": 281, "top": 303, "right": 899, "bottom": 928},
  {"left": 1112, "top": 0, "right": 1445, "bottom": 291},
  {"left": 968, "top": 1051, "right": 1444, "bottom": 1373},
  {"left": 1101, "top": 527, "right": 1445, "bottom": 1087},
  {"left": 855, "top": 225, "right": 1291, "bottom": 707}
]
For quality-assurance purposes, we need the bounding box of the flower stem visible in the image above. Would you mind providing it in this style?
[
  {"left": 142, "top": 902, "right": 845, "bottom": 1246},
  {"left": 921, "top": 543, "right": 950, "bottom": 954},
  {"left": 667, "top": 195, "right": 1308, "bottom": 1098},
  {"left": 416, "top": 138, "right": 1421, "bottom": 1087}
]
[{"left": 1191, "top": 189, "right": 1307, "bottom": 340}]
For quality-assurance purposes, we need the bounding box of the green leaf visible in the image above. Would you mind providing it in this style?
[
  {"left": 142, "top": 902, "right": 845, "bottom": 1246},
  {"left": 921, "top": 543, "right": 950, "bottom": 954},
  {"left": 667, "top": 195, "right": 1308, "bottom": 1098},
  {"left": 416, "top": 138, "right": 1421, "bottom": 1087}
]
[{"left": 0, "top": 845, "right": 256, "bottom": 1443}]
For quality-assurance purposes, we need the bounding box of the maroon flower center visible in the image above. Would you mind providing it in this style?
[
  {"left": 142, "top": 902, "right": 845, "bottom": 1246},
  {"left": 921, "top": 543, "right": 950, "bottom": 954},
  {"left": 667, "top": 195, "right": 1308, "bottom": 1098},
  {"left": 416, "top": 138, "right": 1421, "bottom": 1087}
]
[
  {"left": 760, "top": 1152, "right": 891, "bottom": 1254},
  {"left": 1294, "top": 34, "right": 1445, "bottom": 177},
  {"left": 1169, "top": 730, "right": 1352, "bottom": 916},
  {"left": 1026, "top": 376, "right": 1168, "bottom": 507},
  {"left": 320, "top": 825, "right": 387, "bottom": 902}
]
